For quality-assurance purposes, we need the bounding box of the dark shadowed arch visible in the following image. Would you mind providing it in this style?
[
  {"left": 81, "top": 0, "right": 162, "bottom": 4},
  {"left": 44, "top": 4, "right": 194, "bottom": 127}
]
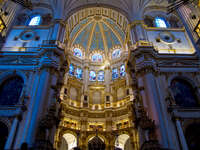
[
  {"left": 0, "top": 76, "right": 24, "bottom": 106},
  {"left": 88, "top": 136, "right": 105, "bottom": 150},
  {"left": 171, "top": 78, "right": 199, "bottom": 107}
]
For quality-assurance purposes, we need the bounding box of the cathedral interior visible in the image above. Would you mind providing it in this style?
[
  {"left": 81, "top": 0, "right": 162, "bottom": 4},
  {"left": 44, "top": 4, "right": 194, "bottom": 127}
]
[{"left": 0, "top": 0, "right": 200, "bottom": 150}]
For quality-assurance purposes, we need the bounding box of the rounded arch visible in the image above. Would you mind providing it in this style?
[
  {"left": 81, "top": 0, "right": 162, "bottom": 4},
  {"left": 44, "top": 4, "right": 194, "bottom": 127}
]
[
  {"left": 62, "top": 133, "right": 77, "bottom": 150},
  {"left": 115, "top": 134, "right": 133, "bottom": 150},
  {"left": 0, "top": 76, "right": 24, "bottom": 105},
  {"left": 86, "top": 134, "right": 108, "bottom": 149},
  {"left": 16, "top": 6, "right": 53, "bottom": 26},
  {"left": 64, "top": 3, "right": 131, "bottom": 22},
  {"left": 88, "top": 136, "right": 105, "bottom": 150},
  {"left": 142, "top": 7, "right": 182, "bottom": 28},
  {"left": 65, "top": 6, "right": 130, "bottom": 60},
  {"left": 167, "top": 75, "right": 198, "bottom": 89},
  {"left": 0, "top": 71, "right": 27, "bottom": 86},
  {"left": 170, "top": 77, "right": 199, "bottom": 107}
]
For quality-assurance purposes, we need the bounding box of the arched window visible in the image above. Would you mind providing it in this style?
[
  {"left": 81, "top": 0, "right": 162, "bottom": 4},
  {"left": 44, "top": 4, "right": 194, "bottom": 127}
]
[
  {"left": 120, "top": 64, "right": 126, "bottom": 77},
  {"left": 98, "top": 71, "right": 104, "bottom": 81},
  {"left": 0, "top": 76, "right": 24, "bottom": 106},
  {"left": 89, "top": 71, "right": 96, "bottom": 81},
  {"left": 112, "top": 49, "right": 121, "bottom": 59},
  {"left": 69, "top": 64, "right": 74, "bottom": 76},
  {"left": 73, "top": 48, "right": 82, "bottom": 58},
  {"left": 155, "top": 17, "right": 167, "bottom": 28},
  {"left": 171, "top": 78, "right": 198, "bottom": 107},
  {"left": 75, "top": 68, "right": 83, "bottom": 79},
  {"left": 112, "top": 68, "right": 118, "bottom": 80},
  {"left": 28, "top": 15, "right": 41, "bottom": 26},
  {"left": 92, "top": 54, "right": 103, "bottom": 62}
]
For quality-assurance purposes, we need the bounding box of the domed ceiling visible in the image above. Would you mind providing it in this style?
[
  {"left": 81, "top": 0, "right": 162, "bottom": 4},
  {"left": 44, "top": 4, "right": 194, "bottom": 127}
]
[
  {"left": 70, "top": 16, "right": 124, "bottom": 52},
  {"left": 66, "top": 7, "right": 130, "bottom": 58}
]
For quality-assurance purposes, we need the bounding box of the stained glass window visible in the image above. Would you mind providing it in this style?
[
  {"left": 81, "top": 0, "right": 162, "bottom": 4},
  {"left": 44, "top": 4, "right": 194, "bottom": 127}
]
[
  {"left": 92, "top": 54, "right": 103, "bottom": 62},
  {"left": 98, "top": 71, "right": 104, "bottom": 81},
  {"left": 69, "top": 64, "right": 74, "bottom": 76},
  {"left": 120, "top": 64, "right": 126, "bottom": 77},
  {"left": 75, "top": 68, "right": 83, "bottom": 79},
  {"left": 89, "top": 71, "right": 96, "bottom": 81},
  {"left": 73, "top": 48, "right": 82, "bottom": 58},
  {"left": 112, "top": 49, "right": 121, "bottom": 59},
  {"left": 29, "top": 15, "right": 41, "bottom": 26},
  {"left": 112, "top": 68, "right": 118, "bottom": 80},
  {"left": 0, "top": 76, "right": 24, "bottom": 106},
  {"left": 155, "top": 17, "right": 167, "bottom": 28}
]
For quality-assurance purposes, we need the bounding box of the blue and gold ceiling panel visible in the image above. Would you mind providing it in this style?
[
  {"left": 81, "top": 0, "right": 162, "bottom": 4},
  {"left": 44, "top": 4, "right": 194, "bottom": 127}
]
[
  {"left": 102, "top": 23, "right": 121, "bottom": 50},
  {"left": 70, "top": 12, "right": 127, "bottom": 56},
  {"left": 90, "top": 23, "right": 104, "bottom": 51},
  {"left": 73, "top": 22, "right": 94, "bottom": 49},
  {"left": 104, "top": 18, "right": 125, "bottom": 41}
]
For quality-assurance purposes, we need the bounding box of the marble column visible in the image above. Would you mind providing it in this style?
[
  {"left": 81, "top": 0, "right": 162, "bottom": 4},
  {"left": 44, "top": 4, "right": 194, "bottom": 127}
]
[
  {"left": 24, "top": 67, "right": 51, "bottom": 145},
  {"left": 130, "top": 21, "right": 148, "bottom": 43},
  {"left": 84, "top": 65, "right": 89, "bottom": 92},
  {"left": 105, "top": 66, "right": 110, "bottom": 93},
  {"left": 142, "top": 72, "right": 168, "bottom": 146},
  {"left": 175, "top": 119, "right": 188, "bottom": 150},
  {"left": 4, "top": 117, "right": 19, "bottom": 149}
]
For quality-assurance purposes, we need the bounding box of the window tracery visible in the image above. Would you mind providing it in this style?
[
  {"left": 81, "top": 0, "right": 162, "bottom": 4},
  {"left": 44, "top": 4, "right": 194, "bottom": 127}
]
[
  {"left": 89, "top": 71, "right": 96, "bottom": 81},
  {"left": 69, "top": 64, "right": 74, "bottom": 76},
  {"left": 112, "top": 68, "right": 118, "bottom": 80},
  {"left": 92, "top": 54, "right": 103, "bottom": 62},
  {"left": 155, "top": 17, "right": 167, "bottom": 28},
  {"left": 112, "top": 49, "right": 121, "bottom": 59},
  {"left": 73, "top": 48, "right": 82, "bottom": 58},
  {"left": 120, "top": 64, "right": 126, "bottom": 77},
  {"left": 98, "top": 71, "right": 104, "bottom": 81},
  {"left": 75, "top": 68, "right": 83, "bottom": 79},
  {"left": 28, "top": 15, "right": 41, "bottom": 26}
]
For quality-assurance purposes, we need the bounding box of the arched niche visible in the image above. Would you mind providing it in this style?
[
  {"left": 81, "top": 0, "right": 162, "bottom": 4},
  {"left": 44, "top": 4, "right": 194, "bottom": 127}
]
[
  {"left": 115, "top": 134, "right": 132, "bottom": 150},
  {"left": 0, "top": 76, "right": 24, "bottom": 106},
  {"left": 170, "top": 78, "right": 199, "bottom": 107},
  {"left": 60, "top": 133, "right": 77, "bottom": 150},
  {"left": 88, "top": 136, "right": 106, "bottom": 150}
]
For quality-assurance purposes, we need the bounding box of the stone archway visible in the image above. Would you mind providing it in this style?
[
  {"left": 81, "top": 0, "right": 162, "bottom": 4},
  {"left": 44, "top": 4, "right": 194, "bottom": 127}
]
[
  {"left": 88, "top": 136, "right": 106, "bottom": 150},
  {"left": 59, "top": 133, "right": 77, "bottom": 150},
  {"left": 115, "top": 134, "right": 132, "bottom": 150}
]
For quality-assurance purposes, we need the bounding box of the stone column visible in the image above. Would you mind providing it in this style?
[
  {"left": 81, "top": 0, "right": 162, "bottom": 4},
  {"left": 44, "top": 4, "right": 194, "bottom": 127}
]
[
  {"left": 4, "top": 117, "right": 19, "bottom": 149},
  {"left": 105, "top": 66, "right": 110, "bottom": 93},
  {"left": 84, "top": 65, "right": 89, "bottom": 92},
  {"left": 49, "top": 19, "right": 63, "bottom": 41},
  {"left": 142, "top": 71, "right": 168, "bottom": 146},
  {"left": 175, "top": 118, "right": 188, "bottom": 150},
  {"left": 25, "top": 67, "right": 51, "bottom": 145},
  {"left": 130, "top": 21, "right": 148, "bottom": 43},
  {"left": 14, "top": 56, "right": 59, "bottom": 148}
]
